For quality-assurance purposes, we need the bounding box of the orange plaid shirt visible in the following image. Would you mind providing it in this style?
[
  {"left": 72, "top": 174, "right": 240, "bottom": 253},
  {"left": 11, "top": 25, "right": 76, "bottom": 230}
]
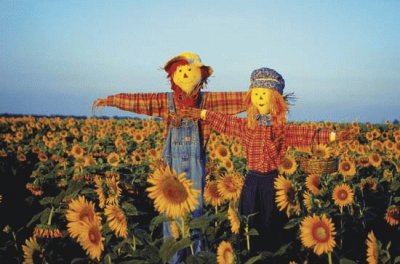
[
  {"left": 105, "top": 91, "right": 247, "bottom": 145},
  {"left": 205, "top": 110, "right": 331, "bottom": 172}
]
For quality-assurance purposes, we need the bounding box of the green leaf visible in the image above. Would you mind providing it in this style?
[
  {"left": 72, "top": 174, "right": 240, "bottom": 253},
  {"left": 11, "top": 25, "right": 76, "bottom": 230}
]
[
  {"left": 339, "top": 258, "right": 357, "bottom": 264},
  {"left": 149, "top": 214, "right": 170, "bottom": 233},
  {"left": 273, "top": 243, "right": 291, "bottom": 257},
  {"left": 159, "top": 238, "right": 192, "bottom": 264},
  {"left": 284, "top": 217, "right": 301, "bottom": 229},
  {"left": 390, "top": 180, "right": 400, "bottom": 192},
  {"left": 246, "top": 228, "right": 259, "bottom": 236},
  {"left": 53, "top": 190, "right": 66, "bottom": 206},
  {"left": 121, "top": 202, "right": 138, "bottom": 216},
  {"left": 394, "top": 197, "right": 400, "bottom": 203},
  {"left": 244, "top": 255, "right": 265, "bottom": 264},
  {"left": 40, "top": 207, "right": 51, "bottom": 224},
  {"left": 189, "top": 216, "right": 210, "bottom": 233},
  {"left": 394, "top": 256, "right": 400, "bottom": 264},
  {"left": 39, "top": 196, "right": 54, "bottom": 206},
  {"left": 26, "top": 211, "right": 43, "bottom": 228}
]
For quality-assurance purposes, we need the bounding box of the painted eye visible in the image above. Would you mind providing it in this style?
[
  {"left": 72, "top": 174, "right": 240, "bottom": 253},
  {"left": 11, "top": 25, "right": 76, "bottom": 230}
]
[
  {"left": 188, "top": 68, "right": 191, "bottom": 71},
  {"left": 263, "top": 92, "right": 266, "bottom": 95},
  {"left": 255, "top": 93, "right": 258, "bottom": 96},
  {"left": 179, "top": 69, "right": 182, "bottom": 72}
]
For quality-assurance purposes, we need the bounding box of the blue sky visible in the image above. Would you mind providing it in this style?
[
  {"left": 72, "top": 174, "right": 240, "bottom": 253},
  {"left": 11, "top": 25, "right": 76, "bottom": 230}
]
[{"left": 1, "top": 1, "right": 399, "bottom": 123}]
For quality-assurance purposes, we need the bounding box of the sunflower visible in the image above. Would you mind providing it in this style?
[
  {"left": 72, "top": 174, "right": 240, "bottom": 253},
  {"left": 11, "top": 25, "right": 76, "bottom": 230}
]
[
  {"left": 38, "top": 152, "right": 48, "bottom": 162},
  {"left": 104, "top": 204, "right": 128, "bottom": 238},
  {"left": 221, "top": 159, "right": 234, "bottom": 172},
  {"left": 83, "top": 156, "right": 97, "bottom": 167},
  {"left": 360, "top": 177, "right": 378, "bottom": 192},
  {"left": 133, "top": 131, "right": 145, "bottom": 143},
  {"left": 300, "top": 214, "right": 336, "bottom": 256},
  {"left": 94, "top": 176, "right": 107, "bottom": 208},
  {"left": 130, "top": 150, "right": 144, "bottom": 165},
  {"left": 75, "top": 221, "right": 104, "bottom": 261},
  {"left": 274, "top": 175, "right": 300, "bottom": 217},
  {"left": 366, "top": 230, "right": 378, "bottom": 264},
  {"left": 22, "top": 236, "right": 45, "bottom": 264},
  {"left": 146, "top": 166, "right": 200, "bottom": 219},
  {"left": 217, "top": 172, "right": 244, "bottom": 201},
  {"left": 338, "top": 158, "right": 356, "bottom": 178},
  {"left": 66, "top": 196, "right": 101, "bottom": 239},
  {"left": 105, "top": 176, "right": 122, "bottom": 205},
  {"left": 204, "top": 181, "right": 223, "bottom": 207},
  {"left": 217, "top": 241, "right": 235, "bottom": 264},
  {"left": 312, "top": 144, "right": 333, "bottom": 159},
  {"left": 230, "top": 143, "right": 242, "bottom": 157},
  {"left": 70, "top": 145, "right": 84, "bottom": 159},
  {"left": 170, "top": 221, "right": 180, "bottom": 240},
  {"left": 383, "top": 169, "right": 393, "bottom": 182},
  {"left": 107, "top": 152, "right": 120, "bottom": 167},
  {"left": 384, "top": 206, "right": 400, "bottom": 226},
  {"left": 332, "top": 184, "right": 354, "bottom": 210},
  {"left": 227, "top": 204, "right": 240, "bottom": 234},
  {"left": 215, "top": 144, "right": 231, "bottom": 161},
  {"left": 34, "top": 224, "right": 62, "bottom": 238},
  {"left": 357, "top": 156, "right": 370, "bottom": 167},
  {"left": 279, "top": 156, "right": 297, "bottom": 176},
  {"left": 368, "top": 153, "right": 382, "bottom": 168},
  {"left": 305, "top": 174, "right": 322, "bottom": 195},
  {"left": 303, "top": 192, "right": 313, "bottom": 212}
]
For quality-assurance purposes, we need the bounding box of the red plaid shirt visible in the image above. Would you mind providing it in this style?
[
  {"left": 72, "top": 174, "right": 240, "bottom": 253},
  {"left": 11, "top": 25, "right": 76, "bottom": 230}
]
[
  {"left": 105, "top": 92, "right": 246, "bottom": 145},
  {"left": 205, "top": 110, "right": 331, "bottom": 173}
]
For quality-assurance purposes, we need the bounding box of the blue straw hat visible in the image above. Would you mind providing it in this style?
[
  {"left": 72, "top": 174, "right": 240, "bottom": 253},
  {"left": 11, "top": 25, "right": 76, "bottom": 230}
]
[{"left": 249, "top": 67, "right": 285, "bottom": 95}]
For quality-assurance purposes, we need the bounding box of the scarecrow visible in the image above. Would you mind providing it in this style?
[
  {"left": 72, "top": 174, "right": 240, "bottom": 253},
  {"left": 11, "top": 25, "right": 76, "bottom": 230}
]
[
  {"left": 180, "top": 67, "right": 351, "bottom": 253},
  {"left": 93, "top": 52, "right": 246, "bottom": 263}
]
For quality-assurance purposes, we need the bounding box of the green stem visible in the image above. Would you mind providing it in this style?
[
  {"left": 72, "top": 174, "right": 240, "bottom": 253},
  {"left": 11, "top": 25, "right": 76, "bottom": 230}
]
[
  {"left": 328, "top": 252, "right": 332, "bottom": 264},
  {"left": 47, "top": 206, "right": 54, "bottom": 226},
  {"left": 133, "top": 234, "right": 136, "bottom": 251},
  {"left": 245, "top": 224, "right": 250, "bottom": 252},
  {"left": 215, "top": 206, "right": 218, "bottom": 228}
]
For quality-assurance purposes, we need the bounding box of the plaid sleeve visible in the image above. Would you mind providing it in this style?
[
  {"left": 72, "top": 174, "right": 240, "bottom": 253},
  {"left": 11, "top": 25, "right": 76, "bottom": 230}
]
[
  {"left": 205, "top": 110, "right": 246, "bottom": 139},
  {"left": 202, "top": 92, "right": 247, "bottom": 114},
  {"left": 106, "top": 93, "right": 169, "bottom": 119},
  {"left": 284, "top": 124, "right": 331, "bottom": 147}
]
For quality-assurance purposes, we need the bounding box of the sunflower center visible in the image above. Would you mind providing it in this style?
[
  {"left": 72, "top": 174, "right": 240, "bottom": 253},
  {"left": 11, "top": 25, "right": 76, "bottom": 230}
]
[
  {"left": 312, "top": 224, "right": 329, "bottom": 243},
  {"left": 89, "top": 227, "right": 101, "bottom": 244},
  {"left": 223, "top": 179, "right": 237, "bottom": 193},
  {"left": 219, "top": 147, "right": 228, "bottom": 157},
  {"left": 338, "top": 190, "right": 348, "bottom": 200},
  {"left": 162, "top": 178, "right": 188, "bottom": 204},
  {"left": 342, "top": 163, "right": 351, "bottom": 171},
  {"left": 223, "top": 247, "right": 233, "bottom": 262},
  {"left": 282, "top": 159, "right": 293, "bottom": 170},
  {"left": 286, "top": 187, "right": 295, "bottom": 203},
  {"left": 79, "top": 208, "right": 94, "bottom": 222}
]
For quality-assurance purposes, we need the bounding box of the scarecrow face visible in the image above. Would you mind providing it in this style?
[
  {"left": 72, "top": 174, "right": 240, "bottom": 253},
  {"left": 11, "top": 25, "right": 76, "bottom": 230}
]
[
  {"left": 172, "top": 64, "right": 202, "bottom": 94},
  {"left": 251, "top": 88, "right": 272, "bottom": 115}
]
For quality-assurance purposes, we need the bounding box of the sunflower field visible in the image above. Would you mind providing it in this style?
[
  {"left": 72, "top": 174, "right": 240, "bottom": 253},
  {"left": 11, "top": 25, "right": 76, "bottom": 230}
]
[{"left": 0, "top": 115, "right": 400, "bottom": 264}]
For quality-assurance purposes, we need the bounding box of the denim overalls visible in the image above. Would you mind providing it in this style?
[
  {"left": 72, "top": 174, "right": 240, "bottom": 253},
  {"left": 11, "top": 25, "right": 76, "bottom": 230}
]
[{"left": 161, "top": 93, "right": 206, "bottom": 264}]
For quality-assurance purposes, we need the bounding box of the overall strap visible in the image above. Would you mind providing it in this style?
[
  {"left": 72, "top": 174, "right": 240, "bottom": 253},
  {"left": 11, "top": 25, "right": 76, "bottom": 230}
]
[
  {"left": 198, "top": 92, "right": 204, "bottom": 108},
  {"left": 167, "top": 92, "right": 175, "bottom": 114}
]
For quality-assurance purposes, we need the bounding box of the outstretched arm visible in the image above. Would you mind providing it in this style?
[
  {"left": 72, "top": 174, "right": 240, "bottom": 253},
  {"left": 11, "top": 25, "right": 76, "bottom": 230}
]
[
  {"left": 284, "top": 124, "right": 333, "bottom": 147},
  {"left": 179, "top": 107, "right": 246, "bottom": 139},
  {"left": 202, "top": 91, "right": 247, "bottom": 114},
  {"left": 92, "top": 93, "right": 169, "bottom": 119}
]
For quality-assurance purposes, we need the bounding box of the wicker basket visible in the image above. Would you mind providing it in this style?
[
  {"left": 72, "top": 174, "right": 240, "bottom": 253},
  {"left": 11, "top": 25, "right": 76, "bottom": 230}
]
[{"left": 299, "top": 157, "right": 338, "bottom": 175}]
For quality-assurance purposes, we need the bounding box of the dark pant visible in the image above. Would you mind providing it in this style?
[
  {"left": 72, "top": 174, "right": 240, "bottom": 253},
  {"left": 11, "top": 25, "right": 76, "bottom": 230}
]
[{"left": 239, "top": 170, "right": 287, "bottom": 253}]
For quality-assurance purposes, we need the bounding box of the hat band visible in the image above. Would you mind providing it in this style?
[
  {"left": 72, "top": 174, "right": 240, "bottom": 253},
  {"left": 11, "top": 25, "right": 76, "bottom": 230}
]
[{"left": 255, "top": 78, "right": 279, "bottom": 83}]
